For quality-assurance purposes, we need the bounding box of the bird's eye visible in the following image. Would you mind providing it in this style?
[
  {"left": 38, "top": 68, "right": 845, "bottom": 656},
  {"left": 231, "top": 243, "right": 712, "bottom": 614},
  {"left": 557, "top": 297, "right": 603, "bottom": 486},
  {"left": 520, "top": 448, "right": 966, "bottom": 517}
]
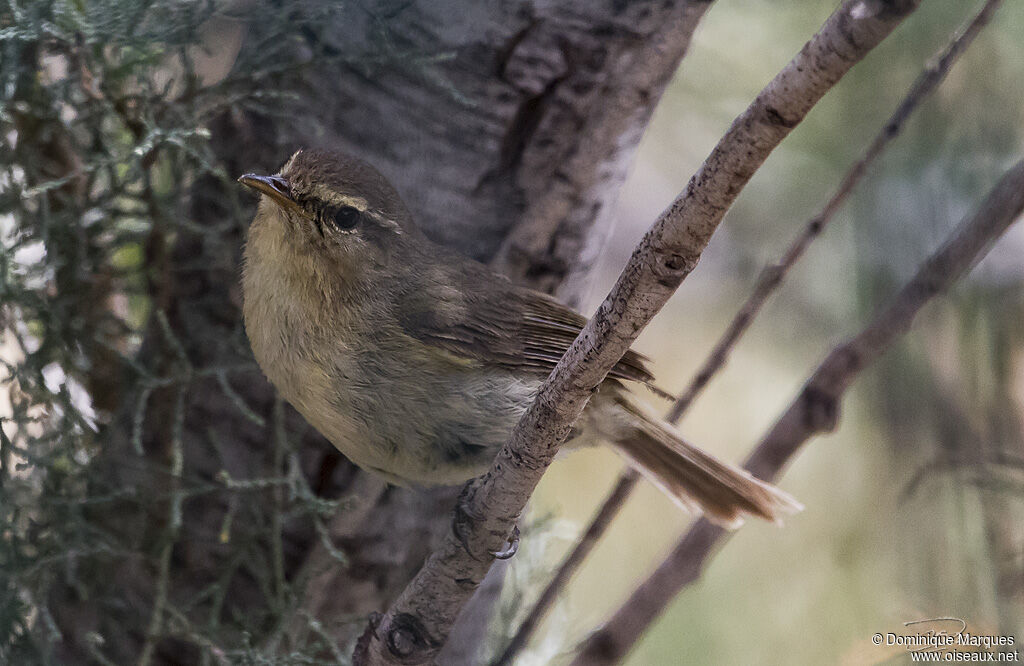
[{"left": 328, "top": 206, "right": 361, "bottom": 231}]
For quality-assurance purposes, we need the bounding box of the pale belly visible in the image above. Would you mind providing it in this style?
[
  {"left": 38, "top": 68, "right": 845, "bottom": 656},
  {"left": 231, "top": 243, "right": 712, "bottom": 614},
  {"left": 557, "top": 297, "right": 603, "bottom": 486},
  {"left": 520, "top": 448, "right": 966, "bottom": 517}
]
[{"left": 258, "top": 341, "right": 542, "bottom": 487}]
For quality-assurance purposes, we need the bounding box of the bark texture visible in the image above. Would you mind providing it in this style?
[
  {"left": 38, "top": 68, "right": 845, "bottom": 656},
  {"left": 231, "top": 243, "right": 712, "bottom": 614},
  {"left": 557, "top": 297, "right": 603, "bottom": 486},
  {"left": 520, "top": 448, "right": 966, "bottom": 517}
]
[
  {"left": 48, "top": 1, "right": 714, "bottom": 663},
  {"left": 360, "top": 1, "right": 921, "bottom": 664}
]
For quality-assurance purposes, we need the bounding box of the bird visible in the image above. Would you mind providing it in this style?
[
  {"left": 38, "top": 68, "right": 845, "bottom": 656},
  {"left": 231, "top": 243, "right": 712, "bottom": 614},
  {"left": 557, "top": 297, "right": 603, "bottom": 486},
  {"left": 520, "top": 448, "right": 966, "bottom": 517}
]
[{"left": 238, "top": 148, "right": 800, "bottom": 528}]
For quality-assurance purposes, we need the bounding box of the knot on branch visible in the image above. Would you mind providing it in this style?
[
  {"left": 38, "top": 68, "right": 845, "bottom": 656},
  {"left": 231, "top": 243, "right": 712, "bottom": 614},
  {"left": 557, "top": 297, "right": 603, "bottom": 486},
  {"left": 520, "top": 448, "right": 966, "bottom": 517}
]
[
  {"left": 801, "top": 385, "right": 840, "bottom": 433},
  {"left": 758, "top": 263, "right": 785, "bottom": 289},
  {"left": 383, "top": 613, "right": 441, "bottom": 664},
  {"left": 651, "top": 249, "right": 698, "bottom": 288},
  {"left": 577, "top": 628, "right": 622, "bottom": 664},
  {"left": 762, "top": 104, "right": 799, "bottom": 129}
]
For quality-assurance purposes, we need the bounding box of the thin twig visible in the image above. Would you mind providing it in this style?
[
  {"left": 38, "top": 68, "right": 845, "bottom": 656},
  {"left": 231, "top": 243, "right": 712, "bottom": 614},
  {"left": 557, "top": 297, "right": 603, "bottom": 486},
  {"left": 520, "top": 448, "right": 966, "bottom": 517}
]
[
  {"left": 138, "top": 384, "right": 188, "bottom": 666},
  {"left": 495, "top": 1, "right": 1004, "bottom": 659},
  {"left": 356, "top": 3, "right": 921, "bottom": 664},
  {"left": 571, "top": 157, "right": 1024, "bottom": 666}
]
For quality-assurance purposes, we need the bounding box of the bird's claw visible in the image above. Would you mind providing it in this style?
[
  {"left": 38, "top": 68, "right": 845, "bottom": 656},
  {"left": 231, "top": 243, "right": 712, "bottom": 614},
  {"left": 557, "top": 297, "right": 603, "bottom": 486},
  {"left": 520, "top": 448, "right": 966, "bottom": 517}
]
[
  {"left": 490, "top": 524, "right": 519, "bottom": 560},
  {"left": 452, "top": 492, "right": 519, "bottom": 561}
]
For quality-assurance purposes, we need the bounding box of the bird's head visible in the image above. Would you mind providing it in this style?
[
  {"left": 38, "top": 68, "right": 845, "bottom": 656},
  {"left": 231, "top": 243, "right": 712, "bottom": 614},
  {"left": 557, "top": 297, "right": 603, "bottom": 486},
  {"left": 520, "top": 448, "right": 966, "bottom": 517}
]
[{"left": 239, "top": 149, "right": 417, "bottom": 285}]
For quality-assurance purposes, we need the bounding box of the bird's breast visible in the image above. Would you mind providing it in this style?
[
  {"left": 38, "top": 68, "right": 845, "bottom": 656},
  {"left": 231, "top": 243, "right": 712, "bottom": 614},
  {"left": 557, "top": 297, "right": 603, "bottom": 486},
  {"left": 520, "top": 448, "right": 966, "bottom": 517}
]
[{"left": 241, "top": 246, "right": 541, "bottom": 485}]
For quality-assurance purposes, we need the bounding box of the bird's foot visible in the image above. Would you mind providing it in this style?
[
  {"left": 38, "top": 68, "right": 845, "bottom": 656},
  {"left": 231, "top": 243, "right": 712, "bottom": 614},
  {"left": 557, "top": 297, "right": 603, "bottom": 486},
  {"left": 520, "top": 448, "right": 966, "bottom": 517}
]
[{"left": 490, "top": 524, "right": 520, "bottom": 560}]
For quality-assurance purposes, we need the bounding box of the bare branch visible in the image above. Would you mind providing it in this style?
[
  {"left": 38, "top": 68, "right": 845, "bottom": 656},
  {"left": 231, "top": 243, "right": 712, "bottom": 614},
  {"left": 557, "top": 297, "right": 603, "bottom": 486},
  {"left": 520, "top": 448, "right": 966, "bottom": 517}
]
[
  {"left": 493, "top": 2, "right": 1006, "bottom": 658},
  {"left": 572, "top": 157, "right": 1024, "bottom": 666},
  {"left": 356, "top": 2, "right": 920, "bottom": 663}
]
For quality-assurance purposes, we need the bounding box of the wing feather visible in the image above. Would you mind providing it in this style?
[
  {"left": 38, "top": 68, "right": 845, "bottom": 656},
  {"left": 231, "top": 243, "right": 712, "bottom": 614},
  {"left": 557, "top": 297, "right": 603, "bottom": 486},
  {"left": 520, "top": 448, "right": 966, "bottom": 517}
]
[{"left": 397, "top": 275, "right": 669, "bottom": 397}]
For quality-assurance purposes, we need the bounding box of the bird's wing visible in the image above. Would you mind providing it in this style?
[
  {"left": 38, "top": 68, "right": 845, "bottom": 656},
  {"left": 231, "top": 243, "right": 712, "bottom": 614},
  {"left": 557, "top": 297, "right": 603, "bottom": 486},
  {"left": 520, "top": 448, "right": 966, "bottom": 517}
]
[{"left": 397, "top": 272, "right": 668, "bottom": 395}]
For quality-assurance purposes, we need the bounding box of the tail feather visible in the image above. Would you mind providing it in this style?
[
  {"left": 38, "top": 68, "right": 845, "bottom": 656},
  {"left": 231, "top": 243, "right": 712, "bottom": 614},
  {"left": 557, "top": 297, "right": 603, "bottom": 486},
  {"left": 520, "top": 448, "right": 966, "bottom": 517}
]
[{"left": 610, "top": 397, "right": 802, "bottom": 529}]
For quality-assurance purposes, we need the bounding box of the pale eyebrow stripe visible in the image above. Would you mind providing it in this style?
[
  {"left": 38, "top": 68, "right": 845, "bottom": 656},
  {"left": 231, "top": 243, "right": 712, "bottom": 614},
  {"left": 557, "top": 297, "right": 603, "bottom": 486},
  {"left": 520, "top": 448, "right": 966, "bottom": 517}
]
[
  {"left": 363, "top": 209, "right": 402, "bottom": 232},
  {"left": 309, "top": 184, "right": 369, "bottom": 211},
  {"left": 336, "top": 194, "right": 369, "bottom": 211}
]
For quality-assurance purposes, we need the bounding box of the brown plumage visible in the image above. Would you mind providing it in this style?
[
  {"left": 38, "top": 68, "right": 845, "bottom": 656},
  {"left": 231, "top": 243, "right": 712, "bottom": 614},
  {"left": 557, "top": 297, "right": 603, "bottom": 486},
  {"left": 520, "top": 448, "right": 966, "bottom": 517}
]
[
  {"left": 397, "top": 275, "right": 668, "bottom": 396},
  {"left": 239, "top": 149, "right": 801, "bottom": 528}
]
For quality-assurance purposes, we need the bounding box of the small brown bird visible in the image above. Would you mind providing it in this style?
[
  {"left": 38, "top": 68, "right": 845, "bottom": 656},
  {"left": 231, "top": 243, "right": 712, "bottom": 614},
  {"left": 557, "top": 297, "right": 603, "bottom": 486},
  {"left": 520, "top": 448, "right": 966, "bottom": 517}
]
[{"left": 239, "top": 149, "right": 800, "bottom": 527}]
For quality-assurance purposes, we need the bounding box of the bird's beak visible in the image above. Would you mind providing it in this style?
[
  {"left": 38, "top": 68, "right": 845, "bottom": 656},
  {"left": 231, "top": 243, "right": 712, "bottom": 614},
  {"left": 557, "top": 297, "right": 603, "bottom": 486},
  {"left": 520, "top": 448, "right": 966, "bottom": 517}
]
[{"left": 237, "top": 173, "right": 303, "bottom": 213}]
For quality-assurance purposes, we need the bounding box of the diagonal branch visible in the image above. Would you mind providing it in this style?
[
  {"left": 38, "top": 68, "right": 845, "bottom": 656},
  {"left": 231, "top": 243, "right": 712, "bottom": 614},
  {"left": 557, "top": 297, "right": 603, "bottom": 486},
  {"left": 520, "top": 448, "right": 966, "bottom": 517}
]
[
  {"left": 571, "top": 157, "right": 1024, "bottom": 666},
  {"left": 494, "top": 1, "right": 1005, "bottom": 659},
  {"left": 355, "top": 2, "right": 921, "bottom": 664}
]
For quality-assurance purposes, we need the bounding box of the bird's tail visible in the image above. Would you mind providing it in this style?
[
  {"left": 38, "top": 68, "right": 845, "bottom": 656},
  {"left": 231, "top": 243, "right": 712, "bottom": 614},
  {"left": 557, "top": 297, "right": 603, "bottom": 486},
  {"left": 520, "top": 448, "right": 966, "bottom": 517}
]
[{"left": 599, "top": 394, "right": 802, "bottom": 529}]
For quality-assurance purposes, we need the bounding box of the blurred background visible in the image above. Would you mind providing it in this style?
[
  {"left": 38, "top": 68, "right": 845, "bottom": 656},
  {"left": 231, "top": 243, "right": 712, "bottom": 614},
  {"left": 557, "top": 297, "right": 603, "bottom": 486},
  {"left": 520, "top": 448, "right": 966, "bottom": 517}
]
[
  {"left": 514, "top": 1, "right": 1024, "bottom": 664},
  {"left": 2, "top": 0, "right": 1022, "bottom": 664}
]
